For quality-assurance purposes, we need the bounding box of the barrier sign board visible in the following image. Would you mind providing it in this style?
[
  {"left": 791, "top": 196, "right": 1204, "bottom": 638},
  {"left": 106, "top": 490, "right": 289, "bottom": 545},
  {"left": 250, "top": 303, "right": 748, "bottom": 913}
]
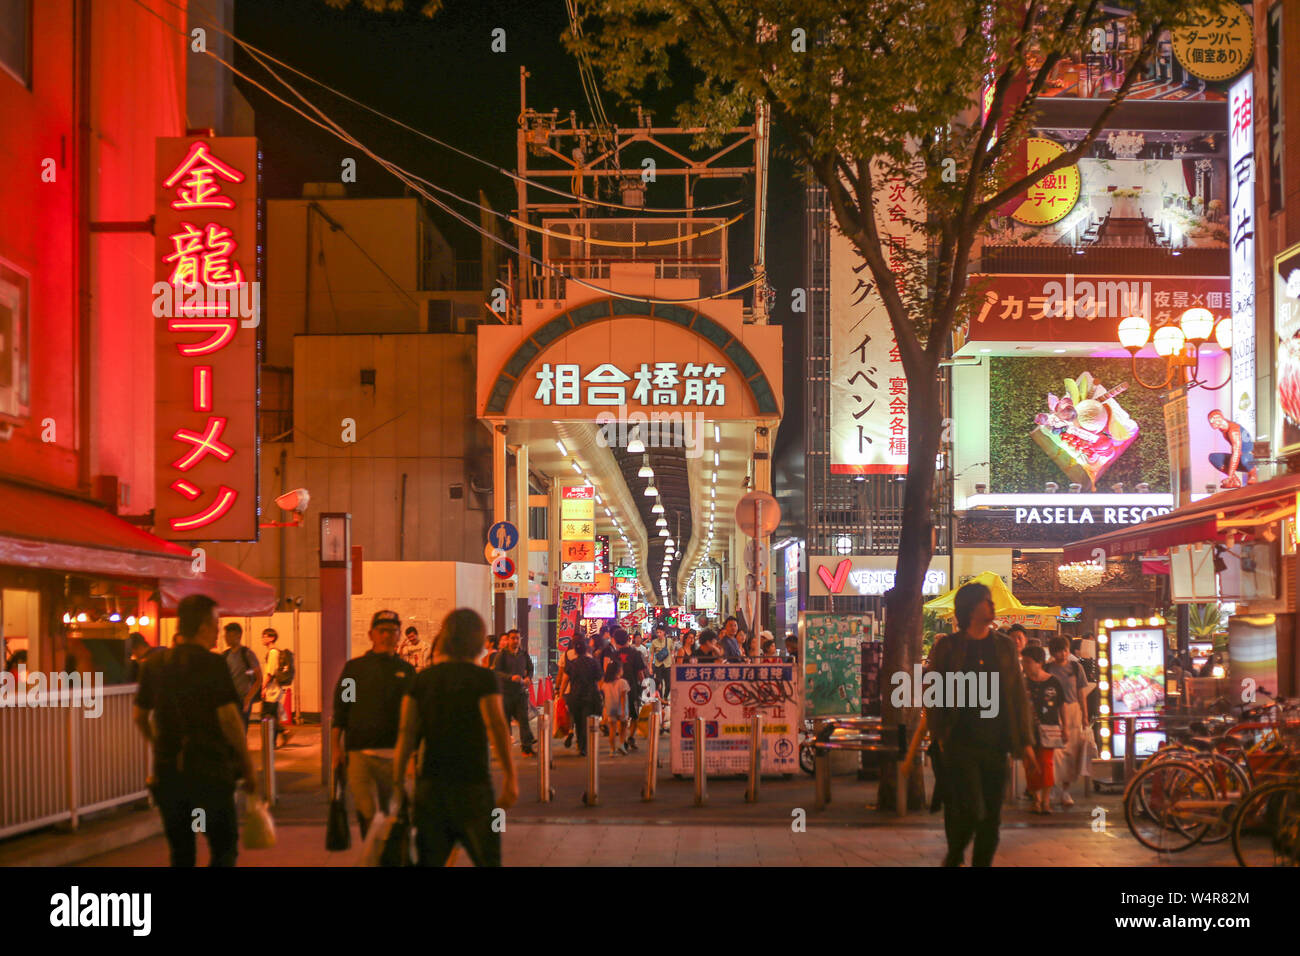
[{"left": 669, "top": 662, "right": 799, "bottom": 775}]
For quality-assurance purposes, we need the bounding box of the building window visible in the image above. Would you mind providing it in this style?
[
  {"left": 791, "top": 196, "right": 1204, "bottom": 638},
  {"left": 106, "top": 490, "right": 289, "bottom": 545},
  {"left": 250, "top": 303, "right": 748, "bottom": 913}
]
[
  {"left": 0, "top": 0, "right": 30, "bottom": 87},
  {"left": 0, "top": 258, "right": 30, "bottom": 422}
]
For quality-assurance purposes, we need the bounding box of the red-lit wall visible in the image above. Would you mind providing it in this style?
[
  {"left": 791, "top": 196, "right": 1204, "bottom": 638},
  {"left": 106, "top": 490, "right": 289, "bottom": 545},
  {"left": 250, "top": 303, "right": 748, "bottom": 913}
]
[{"left": 0, "top": 0, "right": 187, "bottom": 510}]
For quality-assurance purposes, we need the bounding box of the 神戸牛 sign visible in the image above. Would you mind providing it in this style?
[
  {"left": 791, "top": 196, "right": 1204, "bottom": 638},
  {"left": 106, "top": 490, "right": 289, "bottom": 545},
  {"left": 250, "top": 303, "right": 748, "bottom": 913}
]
[
  {"left": 1229, "top": 73, "right": 1256, "bottom": 436},
  {"left": 154, "top": 137, "right": 260, "bottom": 541},
  {"left": 829, "top": 152, "right": 924, "bottom": 475},
  {"left": 669, "top": 662, "right": 799, "bottom": 775}
]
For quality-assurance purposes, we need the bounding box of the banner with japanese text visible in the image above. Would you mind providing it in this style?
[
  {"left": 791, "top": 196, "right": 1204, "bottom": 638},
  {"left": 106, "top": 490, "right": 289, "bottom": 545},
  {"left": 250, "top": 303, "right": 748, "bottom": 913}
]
[
  {"left": 1229, "top": 73, "right": 1256, "bottom": 435},
  {"left": 669, "top": 662, "right": 799, "bottom": 775},
  {"left": 829, "top": 156, "right": 923, "bottom": 474},
  {"left": 154, "top": 137, "right": 259, "bottom": 541}
]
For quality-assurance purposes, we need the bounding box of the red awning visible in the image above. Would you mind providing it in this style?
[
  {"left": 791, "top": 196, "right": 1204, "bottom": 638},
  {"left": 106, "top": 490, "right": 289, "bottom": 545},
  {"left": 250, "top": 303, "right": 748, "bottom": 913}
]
[
  {"left": 0, "top": 481, "right": 194, "bottom": 579},
  {"left": 1062, "top": 473, "right": 1300, "bottom": 563},
  {"left": 160, "top": 557, "right": 277, "bottom": 617}
]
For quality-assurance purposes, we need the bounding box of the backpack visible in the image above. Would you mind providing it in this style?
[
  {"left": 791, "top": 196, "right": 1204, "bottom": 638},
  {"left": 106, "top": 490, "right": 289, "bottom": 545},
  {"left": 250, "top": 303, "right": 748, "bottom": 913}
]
[
  {"left": 566, "top": 655, "right": 602, "bottom": 707},
  {"left": 273, "top": 647, "right": 295, "bottom": 686}
]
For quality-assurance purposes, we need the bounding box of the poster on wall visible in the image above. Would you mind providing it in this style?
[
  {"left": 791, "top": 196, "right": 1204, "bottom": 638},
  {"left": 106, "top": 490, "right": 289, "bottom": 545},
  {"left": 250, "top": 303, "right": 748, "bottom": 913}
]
[
  {"left": 1274, "top": 241, "right": 1300, "bottom": 457},
  {"left": 799, "top": 613, "right": 868, "bottom": 717},
  {"left": 669, "top": 662, "right": 799, "bottom": 775},
  {"left": 988, "top": 357, "right": 1171, "bottom": 494},
  {"left": 1107, "top": 625, "right": 1167, "bottom": 758},
  {"left": 829, "top": 153, "right": 924, "bottom": 475},
  {"left": 984, "top": 150, "right": 1230, "bottom": 251}
]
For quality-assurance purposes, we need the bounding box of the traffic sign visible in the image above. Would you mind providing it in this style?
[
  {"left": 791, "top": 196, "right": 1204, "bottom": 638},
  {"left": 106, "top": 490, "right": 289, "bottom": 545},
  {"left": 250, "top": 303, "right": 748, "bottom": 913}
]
[
  {"left": 485, "top": 542, "right": 506, "bottom": 563},
  {"left": 735, "top": 491, "right": 780, "bottom": 537},
  {"left": 486, "top": 521, "right": 519, "bottom": 552},
  {"left": 492, "top": 556, "right": 516, "bottom": 579}
]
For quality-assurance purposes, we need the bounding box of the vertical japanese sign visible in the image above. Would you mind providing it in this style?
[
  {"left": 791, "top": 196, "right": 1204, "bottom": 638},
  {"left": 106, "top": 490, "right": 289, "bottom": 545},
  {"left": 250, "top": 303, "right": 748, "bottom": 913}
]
[
  {"left": 1229, "top": 75, "right": 1256, "bottom": 436},
  {"left": 694, "top": 565, "right": 718, "bottom": 611},
  {"left": 559, "top": 484, "right": 595, "bottom": 589},
  {"left": 154, "top": 137, "right": 260, "bottom": 541},
  {"left": 1267, "top": 3, "right": 1284, "bottom": 215},
  {"left": 556, "top": 591, "right": 581, "bottom": 652},
  {"left": 829, "top": 154, "right": 924, "bottom": 474}
]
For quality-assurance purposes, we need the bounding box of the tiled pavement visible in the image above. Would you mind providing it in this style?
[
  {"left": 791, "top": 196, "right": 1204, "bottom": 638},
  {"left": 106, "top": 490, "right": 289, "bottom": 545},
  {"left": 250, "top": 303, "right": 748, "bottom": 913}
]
[{"left": 62, "top": 725, "right": 1238, "bottom": 867}]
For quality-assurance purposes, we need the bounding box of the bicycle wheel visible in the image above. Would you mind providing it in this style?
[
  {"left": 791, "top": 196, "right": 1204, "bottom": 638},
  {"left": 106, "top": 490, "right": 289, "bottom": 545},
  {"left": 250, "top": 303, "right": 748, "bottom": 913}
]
[
  {"left": 1124, "top": 759, "right": 1218, "bottom": 853},
  {"left": 1231, "top": 781, "right": 1300, "bottom": 867},
  {"left": 1191, "top": 752, "right": 1252, "bottom": 845},
  {"left": 799, "top": 741, "right": 816, "bottom": 775}
]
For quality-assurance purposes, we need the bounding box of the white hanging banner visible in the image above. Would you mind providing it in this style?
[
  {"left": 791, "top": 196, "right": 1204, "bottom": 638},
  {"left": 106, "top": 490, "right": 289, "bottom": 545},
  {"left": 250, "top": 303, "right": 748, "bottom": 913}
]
[{"left": 829, "top": 154, "right": 924, "bottom": 474}]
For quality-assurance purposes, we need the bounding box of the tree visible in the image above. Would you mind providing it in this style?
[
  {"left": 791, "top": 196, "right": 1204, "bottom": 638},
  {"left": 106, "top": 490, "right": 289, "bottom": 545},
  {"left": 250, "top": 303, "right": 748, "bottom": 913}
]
[{"left": 568, "top": 0, "right": 1213, "bottom": 809}]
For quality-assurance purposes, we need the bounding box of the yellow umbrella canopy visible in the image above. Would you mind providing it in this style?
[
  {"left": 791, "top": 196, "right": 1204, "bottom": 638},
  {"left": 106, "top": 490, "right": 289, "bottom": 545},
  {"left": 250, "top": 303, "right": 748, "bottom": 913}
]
[{"left": 924, "top": 571, "right": 1060, "bottom": 631}]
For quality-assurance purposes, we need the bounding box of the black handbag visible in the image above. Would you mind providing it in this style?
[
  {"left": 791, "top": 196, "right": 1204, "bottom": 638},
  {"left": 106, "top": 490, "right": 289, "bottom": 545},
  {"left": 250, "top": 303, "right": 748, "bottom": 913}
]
[
  {"left": 325, "top": 770, "right": 351, "bottom": 851},
  {"left": 380, "top": 800, "right": 412, "bottom": 866}
]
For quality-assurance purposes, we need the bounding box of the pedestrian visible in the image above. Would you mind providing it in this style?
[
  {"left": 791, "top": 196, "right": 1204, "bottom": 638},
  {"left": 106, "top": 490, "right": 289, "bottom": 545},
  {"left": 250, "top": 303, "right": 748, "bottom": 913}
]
[
  {"left": 1045, "top": 635, "right": 1089, "bottom": 809},
  {"left": 693, "top": 630, "right": 722, "bottom": 663},
  {"left": 260, "top": 626, "right": 294, "bottom": 748},
  {"left": 599, "top": 658, "right": 630, "bottom": 756},
  {"left": 1020, "top": 645, "right": 1066, "bottom": 815},
  {"left": 743, "top": 632, "right": 761, "bottom": 660},
  {"left": 558, "top": 635, "right": 602, "bottom": 757},
  {"left": 133, "top": 594, "right": 257, "bottom": 867},
  {"left": 611, "top": 627, "right": 648, "bottom": 750},
  {"left": 924, "top": 581, "right": 1035, "bottom": 867},
  {"left": 492, "top": 629, "right": 537, "bottom": 757},
  {"left": 479, "top": 634, "right": 499, "bottom": 668},
  {"left": 759, "top": 632, "right": 778, "bottom": 661},
  {"left": 397, "top": 625, "right": 430, "bottom": 672},
  {"left": 221, "top": 622, "right": 262, "bottom": 731},
  {"left": 590, "top": 624, "right": 612, "bottom": 668},
  {"left": 784, "top": 634, "right": 799, "bottom": 663},
  {"left": 393, "top": 608, "right": 516, "bottom": 867},
  {"left": 675, "top": 630, "right": 696, "bottom": 665},
  {"left": 1006, "top": 624, "right": 1028, "bottom": 656},
  {"left": 331, "top": 609, "right": 416, "bottom": 839},
  {"left": 719, "top": 616, "right": 744, "bottom": 661},
  {"left": 125, "top": 631, "right": 162, "bottom": 682},
  {"left": 649, "top": 625, "right": 675, "bottom": 699},
  {"left": 1074, "top": 635, "right": 1102, "bottom": 752}
]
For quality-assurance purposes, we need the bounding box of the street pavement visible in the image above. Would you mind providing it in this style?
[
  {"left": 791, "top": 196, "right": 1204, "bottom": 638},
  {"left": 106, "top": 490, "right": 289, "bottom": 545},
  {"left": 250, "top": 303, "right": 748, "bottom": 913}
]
[{"left": 68, "top": 724, "right": 1238, "bottom": 867}]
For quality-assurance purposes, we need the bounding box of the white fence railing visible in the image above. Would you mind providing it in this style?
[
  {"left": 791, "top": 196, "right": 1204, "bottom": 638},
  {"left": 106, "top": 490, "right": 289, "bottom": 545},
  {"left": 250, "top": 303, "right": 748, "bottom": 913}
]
[{"left": 0, "top": 683, "right": 150, "bottom": 840}]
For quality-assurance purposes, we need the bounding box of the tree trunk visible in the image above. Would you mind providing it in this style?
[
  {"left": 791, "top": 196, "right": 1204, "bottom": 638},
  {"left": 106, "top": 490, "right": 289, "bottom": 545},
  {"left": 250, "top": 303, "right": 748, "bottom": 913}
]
[{"left": 876, "top": 369, "right": 943, "bottom": 812}]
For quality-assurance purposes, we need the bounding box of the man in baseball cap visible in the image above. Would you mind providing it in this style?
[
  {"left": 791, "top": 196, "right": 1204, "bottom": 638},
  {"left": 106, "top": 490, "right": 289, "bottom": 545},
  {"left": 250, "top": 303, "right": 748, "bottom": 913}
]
[{"left": 331, "top": 608, "right": 415, "bottom": 837}]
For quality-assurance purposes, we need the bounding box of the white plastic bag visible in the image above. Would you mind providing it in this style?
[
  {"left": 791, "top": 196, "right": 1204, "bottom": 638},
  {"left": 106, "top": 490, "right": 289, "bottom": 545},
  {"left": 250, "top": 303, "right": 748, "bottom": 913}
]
[{"left": 242, "top": 795, "right": 277, "bottom": 849}]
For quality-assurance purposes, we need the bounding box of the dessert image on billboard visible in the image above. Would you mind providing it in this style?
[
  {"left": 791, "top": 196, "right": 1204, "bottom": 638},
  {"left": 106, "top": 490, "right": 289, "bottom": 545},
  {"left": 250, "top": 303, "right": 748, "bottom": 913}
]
[{"left": 1031, "top": 370, "right": 1138, "bottom": 491}]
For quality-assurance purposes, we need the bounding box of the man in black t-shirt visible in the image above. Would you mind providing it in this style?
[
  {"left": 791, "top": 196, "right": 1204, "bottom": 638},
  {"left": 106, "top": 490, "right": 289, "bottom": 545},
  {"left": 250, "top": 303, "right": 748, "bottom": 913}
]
[
  {"left": 394, "top": 608, "right": 516, "bottom": 867},
  {"left": 611, "top": 627, "right": 648, "bottom": 749},
  {"left": 492, "top": 629, "right": 536, "bottom": 756},
  {"left": 332, "top": 609, "right": 416, "bottom": 838},
  {"left": 134, "top": 595, "right": 257, "bottom": 867}
]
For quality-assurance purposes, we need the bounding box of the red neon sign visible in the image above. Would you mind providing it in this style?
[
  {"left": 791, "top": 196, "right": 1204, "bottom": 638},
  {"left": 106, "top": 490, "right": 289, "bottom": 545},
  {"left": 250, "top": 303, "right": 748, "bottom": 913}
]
[{"left": 155, "top": 136, "right": 258, "bottom": 540}]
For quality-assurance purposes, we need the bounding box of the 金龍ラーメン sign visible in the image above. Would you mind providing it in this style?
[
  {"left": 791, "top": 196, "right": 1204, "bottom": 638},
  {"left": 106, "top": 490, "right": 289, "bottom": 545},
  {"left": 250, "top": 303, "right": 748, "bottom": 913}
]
[
  {"left": 534, "top": 362, "right": 726, "bottom": 407},
  {"left": 154, "top": 137, "right": 259, "bottom": 541}
]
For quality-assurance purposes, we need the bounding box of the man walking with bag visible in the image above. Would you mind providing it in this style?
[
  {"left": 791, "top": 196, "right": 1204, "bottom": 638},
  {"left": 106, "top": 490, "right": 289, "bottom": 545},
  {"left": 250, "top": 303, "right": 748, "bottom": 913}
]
[
  {"left": 134, "top": 594, "right": 258, "bottom": 867},
  {"left": 261, "top": 626, "right": 295, "bottom": 748},
  {"left": 331, "top": 610, "right": 416, "bottom": 839}
]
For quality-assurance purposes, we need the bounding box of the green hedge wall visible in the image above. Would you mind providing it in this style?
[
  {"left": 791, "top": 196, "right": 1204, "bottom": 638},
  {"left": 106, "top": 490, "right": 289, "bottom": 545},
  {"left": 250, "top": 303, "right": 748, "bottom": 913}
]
[{"left": 988, "top": 356, "right": 1172, "bottom": 493}]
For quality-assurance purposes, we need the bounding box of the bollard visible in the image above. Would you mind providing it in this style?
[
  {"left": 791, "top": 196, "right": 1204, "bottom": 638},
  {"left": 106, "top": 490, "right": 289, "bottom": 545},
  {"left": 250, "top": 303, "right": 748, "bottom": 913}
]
[
  {"left": 260, "top": 716, "right": 277, "bottom": 807},
  {"left": 814, "top": 747, "right": 830, "bottom": 810},
  {"left": 642, "top": 702, "right": 662, "bottom": 801},
  {"left": 582, "top": 715, "right": 600, "bottom": 806},
  {"left": 693, "top": 716, "right": 707, "bottom": 806},
  {"left": 745, "top": 714, "right": 763, "bottom": 803},
  {"left": 537, "top": 700, "right": 553, "bottom": 803},
  {"left": 1122, "top": 716, "right": 1137, "bottom": 782}
]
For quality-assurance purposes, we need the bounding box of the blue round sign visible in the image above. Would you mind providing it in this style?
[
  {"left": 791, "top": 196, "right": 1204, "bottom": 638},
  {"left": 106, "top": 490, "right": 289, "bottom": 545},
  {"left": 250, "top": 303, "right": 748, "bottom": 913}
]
[{"left": 486, "top": 521, "right": 519, "bottom": 552}]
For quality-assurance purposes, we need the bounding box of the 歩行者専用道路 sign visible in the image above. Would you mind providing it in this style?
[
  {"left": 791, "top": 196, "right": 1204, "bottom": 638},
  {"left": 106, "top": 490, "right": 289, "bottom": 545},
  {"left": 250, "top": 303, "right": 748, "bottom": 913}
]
[{"left": 669, "top": 662, "right": 799, "bottom": 775}]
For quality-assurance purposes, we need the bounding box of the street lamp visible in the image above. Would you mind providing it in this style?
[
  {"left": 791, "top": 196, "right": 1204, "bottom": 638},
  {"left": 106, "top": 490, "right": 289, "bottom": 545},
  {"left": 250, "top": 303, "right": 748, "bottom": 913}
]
[{"left": 1117, "top": 307, "right": 1231, "bottom": 390}]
